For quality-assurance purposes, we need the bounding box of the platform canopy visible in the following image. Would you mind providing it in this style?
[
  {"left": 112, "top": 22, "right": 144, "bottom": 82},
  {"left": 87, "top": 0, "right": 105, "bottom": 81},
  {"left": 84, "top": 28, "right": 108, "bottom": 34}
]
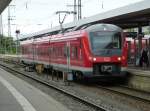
[
  {"left": 76, "top": 0, "right": 150, "bottom": 29},
  {"left": 21, "top": 0, "right": 150, "bottom": 40},
  {"left": 0, "top": 0, "right": 11, "bottom": 14}
]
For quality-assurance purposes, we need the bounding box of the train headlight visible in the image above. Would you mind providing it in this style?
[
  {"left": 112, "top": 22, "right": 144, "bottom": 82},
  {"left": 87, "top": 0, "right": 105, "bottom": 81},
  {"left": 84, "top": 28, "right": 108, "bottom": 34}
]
[
  {"left": 118, "top": 57, "right": 121, "bottom": 61},
  {"left": 93, "top": 58, "right": 96, "bottom": 61}
]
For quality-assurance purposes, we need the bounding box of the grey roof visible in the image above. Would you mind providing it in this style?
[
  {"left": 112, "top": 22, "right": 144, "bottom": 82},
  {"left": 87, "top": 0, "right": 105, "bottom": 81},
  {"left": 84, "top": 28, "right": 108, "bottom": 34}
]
[
  {"left": 0, "top": 0, "right": 11, "bottom": 14},
  {"left": 20, "top": 0, "right": 150, "bottom": 40},
  {"left": 77, "top": 0, "right": 150, "bottom": 27}
]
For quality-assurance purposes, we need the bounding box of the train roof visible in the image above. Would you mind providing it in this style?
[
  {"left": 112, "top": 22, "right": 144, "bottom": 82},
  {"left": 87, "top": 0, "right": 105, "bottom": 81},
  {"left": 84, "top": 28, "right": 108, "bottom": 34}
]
[
  {"left": 20, "top": 0, "right": 150, "bottom": 41},
  {"left": 20, "top": 30, "right": 85, "bottom": 45},
  {"left": 85, "top": 24, "right": 122, "bottom": 32}
]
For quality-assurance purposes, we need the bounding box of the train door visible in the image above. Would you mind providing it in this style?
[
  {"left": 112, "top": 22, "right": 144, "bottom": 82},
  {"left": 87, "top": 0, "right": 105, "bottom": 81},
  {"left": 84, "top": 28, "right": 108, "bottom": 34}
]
[
  {"left": 66, "top": 42, "right": 70, "bottom": 72},
  {"left": 49, "top": 40, "right": 52, "bottom": 67},
  {"left": 32, "top": 42, "right": 35, "bottom": 63},
  {"left": 35, "top": 44, "right": 38, "bottom": 61},
  {"left": 127, "top": 41, "right": 131, "bottom": 64}
]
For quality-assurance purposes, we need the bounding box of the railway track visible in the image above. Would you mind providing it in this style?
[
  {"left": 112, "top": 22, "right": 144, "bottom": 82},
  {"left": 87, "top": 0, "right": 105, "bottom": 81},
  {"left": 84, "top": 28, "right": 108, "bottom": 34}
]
[
  {"left": 1, "top": 58, "right": 150, "bottom": 103},
  {"left": 96, "top": 85, "right": 150, "bottom": 104},
  {"left": 1, "top": 57, "right": 150, "bottom": 111},
  {"left": 0, "top": 62, "right": 106, "bottom": 111}
]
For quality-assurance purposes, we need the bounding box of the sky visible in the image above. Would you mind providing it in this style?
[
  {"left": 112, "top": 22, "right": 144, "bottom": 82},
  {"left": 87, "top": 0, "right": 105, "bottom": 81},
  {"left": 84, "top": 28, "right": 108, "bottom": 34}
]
[{"left": 1, "top": 0, "right": 143, "bottom": 38}]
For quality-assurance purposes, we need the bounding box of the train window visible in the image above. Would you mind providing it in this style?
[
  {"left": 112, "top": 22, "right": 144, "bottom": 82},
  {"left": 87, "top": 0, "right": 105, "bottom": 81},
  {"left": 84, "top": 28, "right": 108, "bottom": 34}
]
[
  {"left": 57, "top": 47, "right": 61, "bottom": 56},
  {"left": 79, "top": 48, "right": 82, "bottom": 60},
  {"left": 29, "top": 47, "right": 32, "bottom": 54},
  {"left": 21, "top": 47, "right": 24, "bottom": 54},
  {"left": 54, "top": 47, "right": 61, "bottom": 57},
  {"left": 64, "top": 45, "right": 67, "bottom": 57},
  {"left": 48, "top": 47, "right": 51, "bottom": 54},
  {"left": 59, "top": 47, "right": 62, "bottom": 56},
  {"left": 89, "top": 32, "right": 122, "bottom": 56},
  {"left": 90, "top": 32, "right": 121, "bottom": 50},
  {"left": 79, "top": 39, "right": 82, "bottom": 48},
  {"left": 53, "top": 47, "right": 56, "bottom": 56},
  {"left": 59, "top": 47, "right": 61, "bottom": 56},
  {"left": 55, "top": 47, "right": 57, "bottom": 56},
  {"left": 48, "top": 47, "right": 53, "bottom": 56},
  {"left": 56, "top": 47, "right": 58, "bottom": 56},
  {"left": 51, "top": 47, "right": 53, "bottom": 56},
  {"left": 58, "top": 47, "right": 60, "bottom": 56},
  {"left": 45, "top": 47, "right": 47, "bottom": 56},
  {"left": 71, "top": 46, "right": 78, "bottom": 59},
  {"left": 112, "top": 33, "right": 121, "bottom": 48}
]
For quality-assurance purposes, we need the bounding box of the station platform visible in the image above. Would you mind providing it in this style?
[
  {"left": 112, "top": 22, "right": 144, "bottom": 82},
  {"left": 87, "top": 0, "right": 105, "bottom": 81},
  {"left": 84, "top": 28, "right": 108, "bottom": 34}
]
[
  {"left": 126, "top": 67, "right": 150, "bottom": 93},
  {"left": 0, "top": 68, "right": 71, "bottom": 111},
  {"left": 127, "top": 67, "right": 150, "bottom": 76},
  {"left": 0, "top": 79, "right": 23, "bottom": 111}
]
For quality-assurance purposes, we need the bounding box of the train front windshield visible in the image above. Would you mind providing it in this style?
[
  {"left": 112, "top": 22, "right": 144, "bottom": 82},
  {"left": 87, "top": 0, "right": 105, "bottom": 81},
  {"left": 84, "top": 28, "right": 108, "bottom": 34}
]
[{"left": 89, "top": 31, "right": 122, "bottom": 56}]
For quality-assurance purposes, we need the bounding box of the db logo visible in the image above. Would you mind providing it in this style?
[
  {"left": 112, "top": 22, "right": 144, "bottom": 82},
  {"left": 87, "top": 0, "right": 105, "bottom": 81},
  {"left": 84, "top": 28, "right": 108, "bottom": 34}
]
[{"left": 104, "top": 57, "right": 111, "bottom": 62}]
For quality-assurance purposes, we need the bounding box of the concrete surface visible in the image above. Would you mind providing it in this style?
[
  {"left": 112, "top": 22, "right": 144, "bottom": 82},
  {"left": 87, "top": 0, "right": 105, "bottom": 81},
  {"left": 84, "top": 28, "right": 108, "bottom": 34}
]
[
  {"left": 126, "top": 68, "right": 150, "bottom": 92},
  {"left": 0, "top": 81, "right": 23, "bottom": 111},
  {"left": 0, "top": 67, "right": 71, "bottom": 111}
]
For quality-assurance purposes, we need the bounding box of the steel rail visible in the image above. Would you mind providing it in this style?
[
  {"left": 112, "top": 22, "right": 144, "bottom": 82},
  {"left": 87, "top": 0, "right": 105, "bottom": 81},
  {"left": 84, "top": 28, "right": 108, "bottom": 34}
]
[
  {"left": 96, "top": 85, "right": 150, "bottom": 104},
  {"left": 1, "top": 57, "right": 150, "bottom": 109}
]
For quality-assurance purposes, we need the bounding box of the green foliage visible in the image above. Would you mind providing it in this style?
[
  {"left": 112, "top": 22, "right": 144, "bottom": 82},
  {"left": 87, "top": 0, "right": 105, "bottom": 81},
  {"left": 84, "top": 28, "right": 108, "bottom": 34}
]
[
  {"left": 144, "top": 28, "right": 150, "bottom": 35},
  {"left": 0, "top": 35, "right": 16, "bottom": 54}
]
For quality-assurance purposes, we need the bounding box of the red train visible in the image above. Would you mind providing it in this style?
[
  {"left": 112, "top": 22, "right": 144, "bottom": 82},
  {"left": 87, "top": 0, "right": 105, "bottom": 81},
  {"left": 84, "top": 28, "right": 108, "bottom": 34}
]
[
  {"left": 125, "top": 32, "right": 150, "bottom": 65},
  {"left": 20, "top": 24, "right": 127, "bottom": 81}
]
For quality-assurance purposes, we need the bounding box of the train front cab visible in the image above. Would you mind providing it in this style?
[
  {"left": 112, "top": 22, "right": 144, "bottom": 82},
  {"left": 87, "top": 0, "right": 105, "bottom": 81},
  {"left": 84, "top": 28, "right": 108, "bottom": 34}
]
[
  {"left": 82, "top": 24, "right": 127, "bottom": 82},
  {"left": 83, "top": 59, "right": 127, "bottom": 82},
  {"left": 90, "top": 62, "right": 127, "bottom": 82}
]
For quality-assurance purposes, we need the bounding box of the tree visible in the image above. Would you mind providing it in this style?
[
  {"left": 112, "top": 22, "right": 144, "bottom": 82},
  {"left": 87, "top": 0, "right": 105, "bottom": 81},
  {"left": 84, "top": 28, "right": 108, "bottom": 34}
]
[{"left": 0, "top": 34, "right": 16, "bottom": 54}]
